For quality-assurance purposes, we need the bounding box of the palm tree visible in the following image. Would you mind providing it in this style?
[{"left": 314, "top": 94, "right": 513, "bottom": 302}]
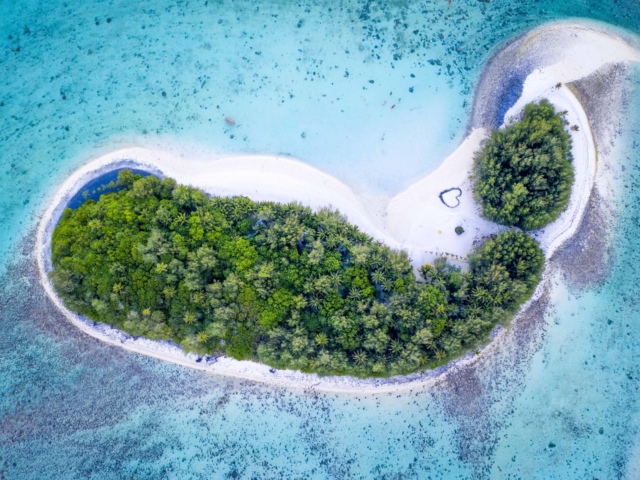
[
  {"left": 352, "top": 350, "right": 367, "bottom": 365},
  {"left": 388, "top": 249, "right": 410, "bottom": 273},
  {"left": 461, "top": 271, "right": 473, "bottom": 284},
  {"left": 163, "top": 286, "right": 176, "bottom": 299},
  {"left": 433, "top": 277, "right": 447, "bottom": 292},
  {"left": 294, "top": 295, "right": 308, "bottom": 310},
  {"left": 303, "top": 281, "right": 315, "bottom": 295},
  {"left": 317, "top": 228, "right": 330, "bottom": 241},
  {"left": 303, "top": 228, "right": 316, "bottom": 242},
  {"left": 315, "top": 333, "right": 328, "bottom": 347},
  {"left": 315, "top": 276, "right": 332, "bottom": 296},
  {"left": 368, "top": 253, "right": 383, "bottom": 269},
  {"left": 329, "top": 272, "right": 342, "bottom": 289},
  {"left": 230, "top": 207, "right": 247, "bottom": 223},
  {"left": 112, "top": 283, "right": 123, "bottom": 293},
  {"left": 326, "top": 235, "right": 339, "bottom": 249},
  {"left": 176, "top": 212, "right": 188, "bottom": 225},
  {"left": 419, "top": 355, "right": 429, "bottom": 367},
  {"left": 87, "top": 219, "right": 102, "bottom": 231},
  {"left": 309, "top": 296, "right": 322, "bottom": 310},
  {"left": 390, "top": 339, "right": 403, "bottom": 356},
  {"left": 184, "top": 312, "right": 197, "bottom": 325},
  {"left": 356, "top": 300, "right": 369, "bottom": 314},
  {"left": 471, "top": 286, "right": 489, "bottom": 304},
  {"left": 196, "top": 331, "right": 209, "bottom": 343},
  {"left": 199, "top": 210, "right": 214, "bottom": 229},
  {"left": 487, "top": 294, "right": 503, "bottom": 307},
  {"left": 371, "top": 270, "right": 385, "bottom": 285},
  {"left": 348, "top": 288, "right": 362, "bottom": 301},
  {"left": 466, "top": 305, "right": 482, "bottom": 317},
  {"left": 192, "top": 292, "right": 205, "bottom": 304}
]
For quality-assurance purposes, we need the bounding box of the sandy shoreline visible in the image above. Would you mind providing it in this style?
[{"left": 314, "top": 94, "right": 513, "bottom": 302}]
[{"left": 35, "top": 21, "right": 639, "bottom": 394}]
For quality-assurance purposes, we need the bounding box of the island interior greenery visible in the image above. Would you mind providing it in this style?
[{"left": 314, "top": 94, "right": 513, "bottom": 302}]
[
  {"left": 473, "top": 99, "right": 575, "bottom": 231},
  {"left": 51, "top": 171, "right": 545, "bottom": 377}
]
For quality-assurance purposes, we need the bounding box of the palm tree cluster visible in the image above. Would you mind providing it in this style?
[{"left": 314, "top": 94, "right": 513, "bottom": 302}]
[
  {"left": 473, "top": 99, "right": 574, "bottom": 231},
  {"left": 51, "top": 171, "right": 544, "bottom": 377}
]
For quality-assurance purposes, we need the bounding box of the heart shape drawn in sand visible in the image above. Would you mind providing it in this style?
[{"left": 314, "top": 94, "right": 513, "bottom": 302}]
[{"left": 439, "top": 187, "right": 462, "bottom": 208}]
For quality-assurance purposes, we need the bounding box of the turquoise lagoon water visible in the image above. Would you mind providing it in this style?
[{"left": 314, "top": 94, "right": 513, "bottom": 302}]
[{"left": 3, "top": 0, "right": 640, "bottom": 478}]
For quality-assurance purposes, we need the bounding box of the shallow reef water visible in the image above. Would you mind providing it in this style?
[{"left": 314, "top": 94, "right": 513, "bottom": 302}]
[{"left": 3, "top": 1, "right": 640, "bottom": 478}]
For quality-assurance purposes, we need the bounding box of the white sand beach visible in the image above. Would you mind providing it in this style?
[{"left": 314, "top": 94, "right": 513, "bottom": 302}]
[{"left": 35, "top": 21, "right": 640, "bottom": 394}]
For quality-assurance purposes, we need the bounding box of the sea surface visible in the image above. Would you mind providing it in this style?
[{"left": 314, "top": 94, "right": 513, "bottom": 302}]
[{"left": 2, "top": 1, "right": 640, "bottom": 478}]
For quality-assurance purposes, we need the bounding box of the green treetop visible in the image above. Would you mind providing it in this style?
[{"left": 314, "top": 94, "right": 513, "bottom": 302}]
[
  {"left": 473, "top": 99, "right": 574, "bottom": 230},
  {"left": 51, "top": 171, "right": 545, "bottom": 377}
]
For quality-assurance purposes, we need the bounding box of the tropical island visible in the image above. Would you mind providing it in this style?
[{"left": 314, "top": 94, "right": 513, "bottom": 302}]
[{"left": 49, "top": 101, "right": 571, "bottom": 378}]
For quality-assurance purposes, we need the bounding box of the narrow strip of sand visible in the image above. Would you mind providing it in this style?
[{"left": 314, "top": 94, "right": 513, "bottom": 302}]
[{"left": 35, "top": 21, "right": 640, "bottom": 394}]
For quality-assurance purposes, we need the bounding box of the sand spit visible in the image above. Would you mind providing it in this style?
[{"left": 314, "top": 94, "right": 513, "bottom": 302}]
[
  {"left": 471, "top": 21, "right": 640, "bottom": 130},
  {"left": 36, "top": 21, "right": 639, "bottom": 394},
  {"left": 553, "top": 63, "right": 632, "bottom": 289}
]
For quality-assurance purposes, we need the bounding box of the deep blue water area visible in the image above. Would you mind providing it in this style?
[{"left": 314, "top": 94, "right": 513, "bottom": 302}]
[
  {"left": 3, "top": 1, "right": 640, "bottom": 478},
  {"left": 65, "top": 168, "right": 152, "bottom": 211},
  {"left": 494, "top": 74, "right": 525, "bottom": 128}
]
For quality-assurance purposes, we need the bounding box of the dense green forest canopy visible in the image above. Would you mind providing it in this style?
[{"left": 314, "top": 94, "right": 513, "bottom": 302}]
[
  {"left": 473, "top": 99, "right": 574, "bottom": 231},
  {"left": 51, "top": 171, "right": 544, "bottom": 377}
]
